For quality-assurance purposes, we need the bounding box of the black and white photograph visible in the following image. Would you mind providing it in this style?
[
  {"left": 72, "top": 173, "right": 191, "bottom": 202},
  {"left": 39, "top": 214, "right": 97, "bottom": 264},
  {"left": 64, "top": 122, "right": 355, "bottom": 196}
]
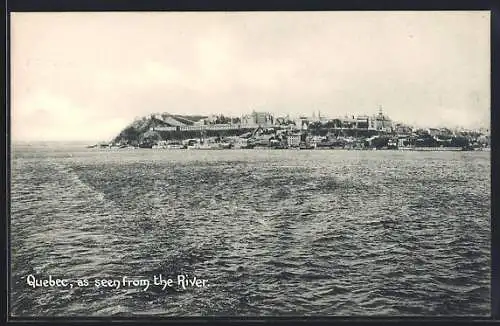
[{"left": 9, "top": 11, "right": 491, "bottom": 317}]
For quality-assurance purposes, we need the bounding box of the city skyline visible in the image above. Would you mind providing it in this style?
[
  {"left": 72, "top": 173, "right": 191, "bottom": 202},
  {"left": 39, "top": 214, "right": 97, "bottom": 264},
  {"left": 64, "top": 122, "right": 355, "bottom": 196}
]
[{"left": 11, "top": 11, "right": 490, "bottom": 141}]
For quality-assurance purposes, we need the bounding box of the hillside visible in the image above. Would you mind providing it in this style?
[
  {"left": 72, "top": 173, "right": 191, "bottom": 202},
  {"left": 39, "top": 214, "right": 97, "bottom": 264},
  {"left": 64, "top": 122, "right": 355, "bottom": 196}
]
[{"left": 111, "top": 113, "right": 207, "bottom": 145}]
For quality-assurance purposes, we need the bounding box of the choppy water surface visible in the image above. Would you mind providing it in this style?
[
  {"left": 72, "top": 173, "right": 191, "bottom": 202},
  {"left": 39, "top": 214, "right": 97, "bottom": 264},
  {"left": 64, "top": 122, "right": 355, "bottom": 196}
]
[{"left": 10, "top": 144, "right": 490, "bottom": 316}]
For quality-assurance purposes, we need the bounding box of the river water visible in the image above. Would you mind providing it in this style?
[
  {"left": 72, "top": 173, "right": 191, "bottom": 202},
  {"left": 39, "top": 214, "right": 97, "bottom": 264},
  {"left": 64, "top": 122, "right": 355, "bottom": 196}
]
[{"left": 10, "top": 143, "right": 491, "bottom": 316}]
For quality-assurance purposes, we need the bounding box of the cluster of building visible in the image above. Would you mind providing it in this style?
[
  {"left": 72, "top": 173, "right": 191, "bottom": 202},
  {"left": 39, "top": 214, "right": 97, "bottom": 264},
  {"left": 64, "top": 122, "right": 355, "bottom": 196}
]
[
  {"left": 106, "top": 108, "right": 490, "bottom": 151},
  {"left": 149, "top": 107, "right": 395, "bottom": 133}
]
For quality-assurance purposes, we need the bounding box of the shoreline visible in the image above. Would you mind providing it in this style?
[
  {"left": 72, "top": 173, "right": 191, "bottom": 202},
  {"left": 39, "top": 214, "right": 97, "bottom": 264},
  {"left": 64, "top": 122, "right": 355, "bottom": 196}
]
[{"left": 86, "top": 146, "right": 489, "bottom": 152}]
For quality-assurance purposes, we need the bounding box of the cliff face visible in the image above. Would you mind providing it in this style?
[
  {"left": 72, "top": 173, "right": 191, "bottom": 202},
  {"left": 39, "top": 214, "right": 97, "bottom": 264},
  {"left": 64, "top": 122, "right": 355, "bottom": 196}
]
[
  {"left": 111, "top": 113, "right": 206, "bottom": 145},
  {"left": 112, "top": 116, "right": 156, "bottom": 145}
]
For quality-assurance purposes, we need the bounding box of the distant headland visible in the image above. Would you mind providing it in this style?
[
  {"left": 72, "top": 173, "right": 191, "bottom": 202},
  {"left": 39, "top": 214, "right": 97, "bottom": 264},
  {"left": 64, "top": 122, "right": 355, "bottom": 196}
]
[{"left": 89, "top": 109, "right": 490, "bottom": 151}]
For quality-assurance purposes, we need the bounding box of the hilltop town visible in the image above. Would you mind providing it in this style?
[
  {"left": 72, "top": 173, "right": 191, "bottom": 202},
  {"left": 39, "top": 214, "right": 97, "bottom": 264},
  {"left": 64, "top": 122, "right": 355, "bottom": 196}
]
[{"left": 92, "top": 108, "right": 490, "bottom": 151}]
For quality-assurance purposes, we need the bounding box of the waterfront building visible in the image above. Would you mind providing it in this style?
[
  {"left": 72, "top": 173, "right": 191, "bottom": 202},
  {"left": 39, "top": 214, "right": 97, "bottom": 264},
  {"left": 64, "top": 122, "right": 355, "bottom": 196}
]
[
  {"left": 310, "top": 135, "right": 325, "bottom": 144},
  {"left": 153, "top": 140, "right": 168, "bottom": 149},
  {"left": 477, "top": 134, "right": 490, "bottom": 146},
  {"left": 251, "top": 134, "right": 275, "bottom": 146},
  {"left": 287, "top": 134, "right": 301, "bottom": 147},
  {"left": 230, "top": 137, "right": 249, "bottom": 148}
]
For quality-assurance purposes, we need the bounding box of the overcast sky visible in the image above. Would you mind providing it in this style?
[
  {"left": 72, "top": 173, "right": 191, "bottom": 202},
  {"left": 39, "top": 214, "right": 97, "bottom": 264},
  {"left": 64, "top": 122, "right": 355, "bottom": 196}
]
[{"left": 11, "top": 11, "right": 490, "bottom": 141}]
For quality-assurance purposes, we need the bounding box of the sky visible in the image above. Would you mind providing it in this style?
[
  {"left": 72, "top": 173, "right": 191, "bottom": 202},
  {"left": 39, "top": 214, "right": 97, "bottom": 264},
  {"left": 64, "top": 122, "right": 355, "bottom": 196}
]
[{"left": 11, "top": 11, "right": 490, "bottom": 142}]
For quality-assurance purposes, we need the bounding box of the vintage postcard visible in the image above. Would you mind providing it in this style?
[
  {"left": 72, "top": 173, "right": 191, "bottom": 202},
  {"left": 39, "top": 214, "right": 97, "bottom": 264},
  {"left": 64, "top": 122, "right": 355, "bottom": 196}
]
[{"left": 10, "top": 11, "right": 490, "bottom": 317}]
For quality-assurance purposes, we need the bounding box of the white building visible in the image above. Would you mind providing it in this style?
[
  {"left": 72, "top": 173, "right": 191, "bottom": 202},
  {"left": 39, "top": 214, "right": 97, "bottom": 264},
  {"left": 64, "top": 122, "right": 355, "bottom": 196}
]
[{"left": 287, "top": 134, "right": 301, "bottom": 147}]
